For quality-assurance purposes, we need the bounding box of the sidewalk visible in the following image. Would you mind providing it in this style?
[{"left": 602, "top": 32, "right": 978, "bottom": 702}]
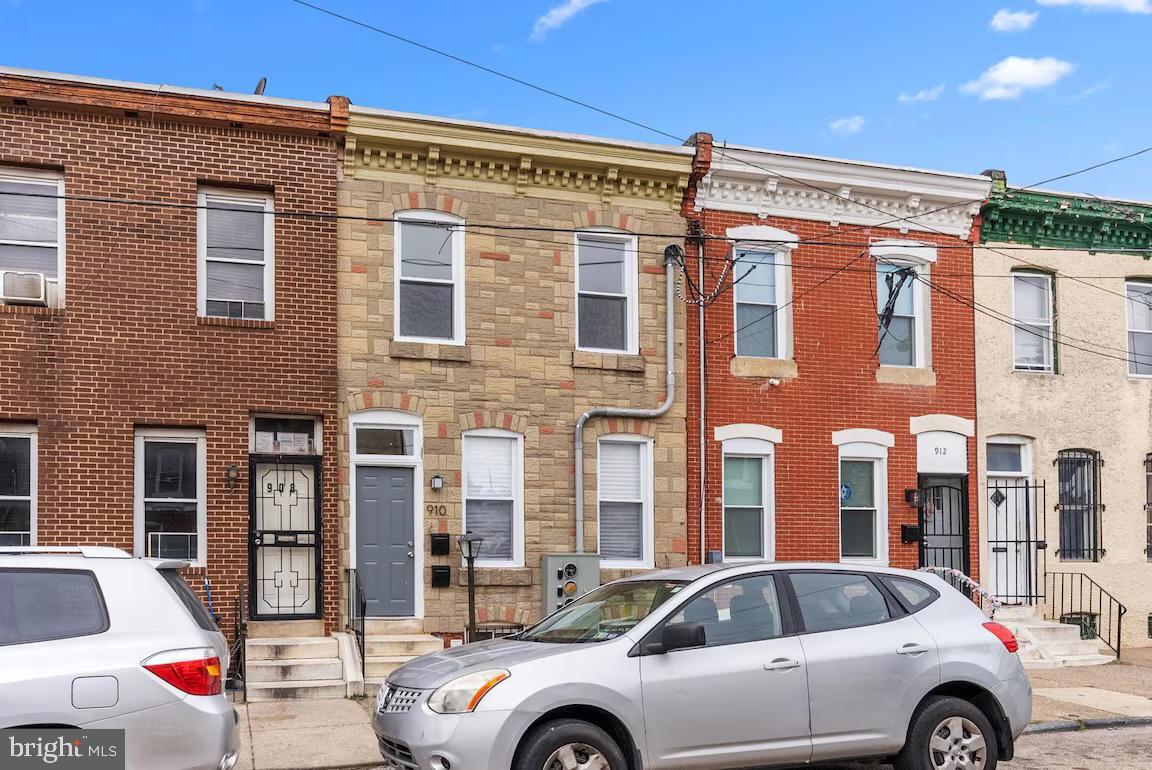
[
  {"left": 1027, "top": 647, "right": 1152, "bottom": 724},
  {"left": 235, "top": 698, "right": 381, "bottom": 770}
]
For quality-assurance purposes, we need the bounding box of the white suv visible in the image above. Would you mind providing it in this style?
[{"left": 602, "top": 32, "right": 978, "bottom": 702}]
[{"left": 0, "top": 546, "right": 239, "bottom": 770}]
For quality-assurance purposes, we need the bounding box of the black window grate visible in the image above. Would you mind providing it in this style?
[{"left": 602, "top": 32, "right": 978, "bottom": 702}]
[{"left": 1055, "top": 449, "right": 1104, "bottom": 561}]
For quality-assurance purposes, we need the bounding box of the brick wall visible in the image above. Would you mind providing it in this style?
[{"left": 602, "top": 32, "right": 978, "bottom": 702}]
[
  {"left": 686, "top": 209, "right": 980, "bottom": 576},
  {"left": 0, "top": 96, "right": 341, "bottom": 634}
]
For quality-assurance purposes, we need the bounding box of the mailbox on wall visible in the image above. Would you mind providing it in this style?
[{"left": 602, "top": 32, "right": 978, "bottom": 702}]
[{"left": 541, "top": 553, "right": 600, "bottom": 615}]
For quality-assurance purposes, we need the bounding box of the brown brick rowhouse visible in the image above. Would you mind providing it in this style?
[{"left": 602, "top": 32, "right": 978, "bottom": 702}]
[{"left": 0, "top": 69, "right": 346, "bottom": 634}]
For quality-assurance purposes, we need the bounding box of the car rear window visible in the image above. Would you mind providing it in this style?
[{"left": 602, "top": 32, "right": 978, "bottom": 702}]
[
  {"left": 0, "top": 569, "right": 109, "bottom": 645},
  {"left": 160, "top": 569, "right": 218, "bottom": 632},
  {"left": 881, "top": 576, "right": 939, "bottom": 613}
]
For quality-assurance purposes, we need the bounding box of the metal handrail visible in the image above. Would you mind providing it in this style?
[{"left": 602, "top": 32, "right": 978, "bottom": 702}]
[
  {"left": 1045, "top": 571, "right": 1127, "bottom": 658},
  {"left": 346, "top": 568, "right": 367, "bottom": 679},
  {"left": 228, "top": 590, "right": 249, "bottom": 703},
  {"left": 918, "top": 567, "right": 1003, "bottom": 619}
]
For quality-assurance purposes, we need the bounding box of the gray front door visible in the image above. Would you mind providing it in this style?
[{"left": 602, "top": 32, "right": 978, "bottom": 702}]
[{"left": 356, "top": 466, "right": 415, "bottom": 617}]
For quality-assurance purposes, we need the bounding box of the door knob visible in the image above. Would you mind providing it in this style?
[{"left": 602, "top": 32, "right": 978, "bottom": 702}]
[
  {"left": 407, "top": 551, "right": 414, "bottom": 558},
  {"left": 408, "top": 541, "right": 414, "bottom": 547}
]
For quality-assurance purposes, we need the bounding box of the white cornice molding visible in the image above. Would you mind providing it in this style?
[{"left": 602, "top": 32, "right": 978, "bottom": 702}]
[
  {"left": 697, "top": 147, "right": 991, "bottom": 238},
  {"left": 910, "top": 414, "right": 975, "bottom": 437}
]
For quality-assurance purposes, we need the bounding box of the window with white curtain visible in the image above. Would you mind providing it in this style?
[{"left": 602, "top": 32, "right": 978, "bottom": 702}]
[
  {"left": 462, "top": 429, "right": 522, "bottom": 566},
  {"left": 597, "top": 436, "right": 652, "bottom": 568},
  {"left": 198, "top": 188, "right": 274, "bottom": 320},
  {"left": 395, "top": 210, "right": 465, "bottom": 344},
  {"left": 1012, "top": 272, "right": 1054, "bottom": 372}
]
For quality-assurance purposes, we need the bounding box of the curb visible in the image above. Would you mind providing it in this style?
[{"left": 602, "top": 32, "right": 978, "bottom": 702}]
[{"left": 1025, "top": 716, "right": 1152, "bottom": 734}]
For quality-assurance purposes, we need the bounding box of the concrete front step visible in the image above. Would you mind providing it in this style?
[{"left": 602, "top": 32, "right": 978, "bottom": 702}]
[
  {"left": 247, "top": 657, "right": 343, "bottom": 683},
  {"left": 1025, "top": 624, "right": 1085, "bottom": 642},
  {"left": 246, "top": 679, "right": 346, "bottom": 701},
  {"left": 365, "top": 618, "right": 426, "bottom": 635},
  {"left": 365, "top": 655, "right": 417, "bottom": 679},
  {"left": 365, "top": 634, "right": 443, "bottom": 658},
  {"left": 247, "top": 620, "right": 326, "bottom": 639},
  {"left": 246, "top": 636, "right": 339, "bottom": 661}
]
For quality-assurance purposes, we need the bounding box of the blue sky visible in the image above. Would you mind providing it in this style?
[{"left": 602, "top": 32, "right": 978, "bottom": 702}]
[{"left": 5, "top": 0, "right": 1152, "bottom": 199}]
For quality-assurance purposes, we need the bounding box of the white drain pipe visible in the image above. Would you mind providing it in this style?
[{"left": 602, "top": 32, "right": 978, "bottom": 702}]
[{"left": 574, "top": 245, "right": 680, "bottom": 553}]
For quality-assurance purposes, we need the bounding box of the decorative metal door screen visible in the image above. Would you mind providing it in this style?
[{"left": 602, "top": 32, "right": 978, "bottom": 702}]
[
  {"left": 249, "top": 457, "right": 322, "bottom": 619},
  {"left": 918, "top": 476, "right": 971, "bottom": 587},
  {"left": 986, "top": 479, "right": 1046, "bottom": 604}
]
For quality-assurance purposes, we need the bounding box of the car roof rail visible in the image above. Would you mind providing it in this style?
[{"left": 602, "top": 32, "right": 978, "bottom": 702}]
[{"left": 0, "top": 546, "right": 132, "bottom": 558}]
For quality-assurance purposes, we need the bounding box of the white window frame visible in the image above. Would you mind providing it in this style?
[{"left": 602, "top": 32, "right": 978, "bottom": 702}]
[
  {"left": 985, "top": 435, "right": 1033, "bottom": 480},
  {"left": 0, "top": 424, "right": 37, "bottom": 546},
  {"left": 0, "top": 167, "right": 66, "bottom": 307},
  {"left": 731, "top": 247, "right": 789, "bottom": 359},
  {"left": 872, "top": 241, "right": 935, "bottom": 370},
  {"left": 348, "top": 409, "right": 425, "bottom": 619},
  {"left": 832, "top": 428, "right": 893, "bottom": 566},
  {"left": 597, "top": 434, "right": 654, "bottom": 569},
  {"left": 462, "top": 428, "right": 524, "bottom": 568},
  {"left": 1011, "top": 272, "right": 1055, "bottom": 373},
  {"left": 717, "top": 426, "right": 779, "bottom": 562},
  {"left": 249, "top": 414, "right": 323, "bottom": 456},
  {"left": 134, "top": 428, "right": 207, "bottom": 567},
  {"left": 575, "top": 229, "right": 639, "bottom": 355},
  {"left": 727, "top": 225, "right": 797, "bottom": 360},
  {"left": 1126, "top": 280, "right": 1152, "bottom": 378},
  {"left": 393, "top": 209, "right": 466, "bottom": 346},
  {"left": 197, "top": 187, "right": 275, "bottom": 320}
]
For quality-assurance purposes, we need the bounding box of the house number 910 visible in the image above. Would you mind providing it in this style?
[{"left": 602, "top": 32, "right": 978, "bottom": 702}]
[{"left": 426, "top": 504, "right": 448, "bottom": 517}]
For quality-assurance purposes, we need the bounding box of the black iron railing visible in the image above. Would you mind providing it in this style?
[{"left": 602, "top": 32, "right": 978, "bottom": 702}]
[
  {"left": 1045, "top": 571, "right": 1126, "bottom": 658},
  {"left": 228, "top": 591, "right": 249, "bottom": 702},
  {"left": 347, "top": 568, "right": 366, "bottom": 678}
]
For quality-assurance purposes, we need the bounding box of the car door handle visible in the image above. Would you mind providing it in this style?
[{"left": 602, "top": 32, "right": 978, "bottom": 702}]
[
  {"left": 763, "top": 658, "right": 801, "bottom": 671},
  {"left": 897, "top": 643, "right": 930, "bottom": 655}
]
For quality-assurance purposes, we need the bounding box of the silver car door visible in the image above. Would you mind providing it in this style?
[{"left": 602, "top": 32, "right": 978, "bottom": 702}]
[
  {"left": 639, "top": 573, "right": 811, "bottom": 770},
  {"left": 788, "top": 571, "right": 940, "bottom": 762}
]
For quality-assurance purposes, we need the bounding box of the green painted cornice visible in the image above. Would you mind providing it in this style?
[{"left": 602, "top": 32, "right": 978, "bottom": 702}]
[{"left": 981, "top": 182, "right": 1152, "bottom": 256}]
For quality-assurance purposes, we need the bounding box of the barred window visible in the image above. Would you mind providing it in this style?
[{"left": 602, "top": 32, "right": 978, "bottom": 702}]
[{"left": 1056, "top": 449, "right": 1103, "bottom": 561}]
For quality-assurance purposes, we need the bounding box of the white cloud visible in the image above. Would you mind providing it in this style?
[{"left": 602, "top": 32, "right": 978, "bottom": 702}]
[
  {"left": 829, "top": 115, "right": 866, "bottom": 135},
  {"left": 990, "top": 9, "right": 1039, "bottom": 31},
  {"left": 1037, "top": 0, "right": 1151, "bottom": 12},
  {"left": 961, "top": 56, "right": 1076, "bottom": 100},
  {"left": 1073, "top": 77, "right": 1114, "bottom": 99},
  {"left": 531, "top": 0, "right": 609, "bottom": 41},
  {"left": 898, "top": 84, "right": 945, "bottom": 103}
]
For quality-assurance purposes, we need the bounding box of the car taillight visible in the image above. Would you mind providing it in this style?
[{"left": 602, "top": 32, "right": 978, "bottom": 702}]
[
  {"left": 143, "top": 648, "right": 222, "bottom": 696},
  {"left": 983, "top": 622, "right": 1019, "bottom": 653}
]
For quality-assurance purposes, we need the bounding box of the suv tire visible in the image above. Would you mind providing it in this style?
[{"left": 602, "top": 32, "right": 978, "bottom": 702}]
[
  {"left": 514, "top": 718, "right": 628, "bottom": 770},
  {"left": 895, "top": 695, "right": 999, "bottom": 770}
]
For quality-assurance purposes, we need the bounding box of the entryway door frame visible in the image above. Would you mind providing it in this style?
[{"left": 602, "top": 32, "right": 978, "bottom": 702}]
[{"left": 348, "top": 409, "right": 425, "bottom": 620}]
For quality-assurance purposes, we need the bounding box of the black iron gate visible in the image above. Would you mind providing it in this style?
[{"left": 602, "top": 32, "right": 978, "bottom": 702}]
[
  {"left": 918, "top": 476, "right": 971, "bottom": 584},
  {"left": 248, "top": 455, "right": 323, "bottom": 620},
  {"left": 986, "top": 478, "right": 1046, "bottom": 604}
]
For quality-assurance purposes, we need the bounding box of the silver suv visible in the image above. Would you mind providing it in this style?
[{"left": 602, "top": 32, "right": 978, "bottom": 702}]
[
  {"left": 0, "top": 547, "right": 239, "bottom": 770},
  {"left": 372, "top": 563, "right": 1031, "bottom": 770}
]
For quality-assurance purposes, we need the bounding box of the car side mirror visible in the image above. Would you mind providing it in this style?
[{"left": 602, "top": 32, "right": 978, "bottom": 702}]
[{"left": 660, "top": 622, "right": 706, "bottom": 653}]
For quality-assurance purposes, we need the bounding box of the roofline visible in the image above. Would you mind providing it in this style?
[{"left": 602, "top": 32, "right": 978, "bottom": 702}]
[
  {"left": 713, "top": 142, "right": 991, "bottom": 185},
  {"left": 0, "top": 65, "right": 331, "bottom": 112},
  {"left": 1013, "top": 185, "right": 1152, "bottom": 210},
  {"left": 349, "top": 104, "right": 696, "bottom": 157}
]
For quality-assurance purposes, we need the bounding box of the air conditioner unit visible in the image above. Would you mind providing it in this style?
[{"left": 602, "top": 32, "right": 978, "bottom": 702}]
[{"left": 1, "top": 272, "right": 48, "bottom": 306}]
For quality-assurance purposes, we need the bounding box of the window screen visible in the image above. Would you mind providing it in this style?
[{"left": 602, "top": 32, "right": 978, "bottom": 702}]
[
  {"left": 0, "top": 177, "right": 61, "bottom": 293},
  {"left": 398, "top": 220, "right": 457, "bottom": 340},
  {"left": 0, "top": 569, "right": 108, "bottom": 645}
]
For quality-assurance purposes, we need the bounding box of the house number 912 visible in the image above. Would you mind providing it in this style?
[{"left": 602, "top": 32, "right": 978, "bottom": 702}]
[
  {"left": 426, "top": 504, "right": 448, "bottom": 517},
  {"left": 934, "top": 447, "right": 947, "bottom": 455}
]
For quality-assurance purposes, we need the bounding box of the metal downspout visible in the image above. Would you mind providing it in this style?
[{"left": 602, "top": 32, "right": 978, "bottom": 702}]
[
  {"left": 697, "top": 239, "right": 707, "bottom": 565},
  {"left": 574, "top": 245, "right": 680, "bottom": 553}
]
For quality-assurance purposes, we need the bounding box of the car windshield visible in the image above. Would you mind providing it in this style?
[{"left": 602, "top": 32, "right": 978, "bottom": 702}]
[{"left": 518, "top": 580, "right": 688, "bottom": 643}]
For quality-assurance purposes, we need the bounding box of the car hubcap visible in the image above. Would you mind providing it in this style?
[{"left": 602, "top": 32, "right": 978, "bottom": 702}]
[
  {"left": 929, "top": 716, "right": 987, "bottom": 770},
  {"left": 543, "top": 742, "right": 609, "bottom": 770}
]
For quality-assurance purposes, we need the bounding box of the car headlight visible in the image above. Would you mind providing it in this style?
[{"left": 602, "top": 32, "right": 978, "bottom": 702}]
[{"left": 427, "top": 669, "right": 509, "bottom": 714}]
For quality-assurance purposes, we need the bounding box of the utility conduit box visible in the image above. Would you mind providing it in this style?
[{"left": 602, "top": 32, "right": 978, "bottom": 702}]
[{"left": 541, "top": 554, "right": 600, "bottom": 616}]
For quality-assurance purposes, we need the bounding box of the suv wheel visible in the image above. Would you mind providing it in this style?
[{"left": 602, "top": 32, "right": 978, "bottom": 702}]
[
  {"left": 515, "top": 718, "right": 628, "bottom": 770},
  {"left": 895, "top": 695, "right": 998, "bottom": 770}
]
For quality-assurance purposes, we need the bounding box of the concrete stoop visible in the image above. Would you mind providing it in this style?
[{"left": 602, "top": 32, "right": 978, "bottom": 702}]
[
  {"left": 363, "top": 632, "right": 444, "bottom": 695},
  {"left": 997, "top": 606, "right": 1116, "bottom": 668},
  {"left": 245, "top": 623, "right": 345, "bottom": 701}
]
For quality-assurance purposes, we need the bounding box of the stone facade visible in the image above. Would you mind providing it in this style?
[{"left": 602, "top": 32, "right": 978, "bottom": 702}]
[
  {"left": 977, "top": 179, "right": 1152, "bottom": 647},
  {"left": 337, "top": 110, "right": 702, "bottom": 634}
]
